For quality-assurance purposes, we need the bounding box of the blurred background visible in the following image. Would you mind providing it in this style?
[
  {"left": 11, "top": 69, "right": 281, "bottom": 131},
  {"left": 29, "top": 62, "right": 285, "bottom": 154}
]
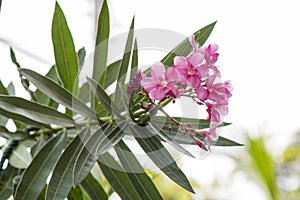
[{"left": 1, "top": 0, "right": 300, "bottom": 199}]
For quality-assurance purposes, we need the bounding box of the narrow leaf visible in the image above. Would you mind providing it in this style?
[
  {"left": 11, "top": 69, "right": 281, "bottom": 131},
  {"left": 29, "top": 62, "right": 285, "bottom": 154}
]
[
  {"left": 115, "top": 140, "right": 163, "bottom": 200},
  {"left": 46, "top": 128, "right": 89, "bottom": 200},
  {"left": 0, "top": 107, "right": 47, "bottom": 128},
  {"left": 0, "top": 95, "right": 74, "bottom": 127},
  {"left": 73, "top": 123, "right": 111, "bottom": 185},
  {"left": 132, "top": 126, "right": 194, "bottom": 192},
  {"left": 93, "top": 0, "right": 110, "bottom": 85},
  {"left": 130, "top": 39, "right": 138, "bottom": 80},
  {"left": 116, "top": 16, "right": 135, "bottom": 83},
  {"left": 161, "top": 21, "right": 217, "bottom": 66},
  {"left": 52, "top": 2, "right": 79, "bottom": 93},
  {"left": 87, "top": 77, "right": 122, "bottom": 119},
  {"left": 114, "top": 17, "right": 135, "bottom": 107},
  {"left": 21, "top": 69, "right": 97, "bottom": 120},
  {"left": 14, "top": 132, "right": 67, "bottom": 200},
  {"left": 80, "top": 173, "right": 108, "bottom": 200},
  {"left": 0, "top": 81, "right": 9, "bottom": 95},
  {"left": 103, "top": 60, "right": 121, "bottom": 89},
  {"left": 97, "top": 153, "right": 140, "bottom": 200},
  {"left": 149, "top": 122, "right": 195, "bottom": 158}
]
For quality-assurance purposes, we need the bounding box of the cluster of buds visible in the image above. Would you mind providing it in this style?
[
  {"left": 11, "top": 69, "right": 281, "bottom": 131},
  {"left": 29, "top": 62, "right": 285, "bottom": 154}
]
[{"left": 128, "top": 35, "right": 232, "bottom": 150}]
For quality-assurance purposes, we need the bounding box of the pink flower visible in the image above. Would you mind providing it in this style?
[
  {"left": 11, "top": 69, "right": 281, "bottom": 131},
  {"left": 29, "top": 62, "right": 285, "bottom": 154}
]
[
  {"left": 206, "top": 100, "right": 229, "bottom": 123},
  {"left": 141, "top": 62, "right": 178, "bottom": 100},
  {"left": 173, "top": 56, "right": 202, "bottom": 88},
  {"left": 127, "top": 70, "right": 146, "bottom": 95},
  {"left": 204, "top": 44, "right": 219, "bottom": 64},
  {"left": 203, "top": 75, "right": 233, "bottom": 102}
]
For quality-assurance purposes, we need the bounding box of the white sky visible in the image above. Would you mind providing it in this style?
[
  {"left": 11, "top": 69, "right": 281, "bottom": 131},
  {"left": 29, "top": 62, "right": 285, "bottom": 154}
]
[{"left": 1, "top": 0, "right": 300, "bottom": 199}]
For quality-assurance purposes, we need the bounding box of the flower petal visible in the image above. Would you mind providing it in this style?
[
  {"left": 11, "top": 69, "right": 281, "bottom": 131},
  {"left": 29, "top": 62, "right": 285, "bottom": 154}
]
[{"left": 150, "top": 62, "right": 165, "bottom": 80}]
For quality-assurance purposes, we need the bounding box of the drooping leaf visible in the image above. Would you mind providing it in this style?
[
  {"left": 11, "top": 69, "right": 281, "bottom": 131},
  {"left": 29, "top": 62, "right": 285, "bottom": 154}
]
[
  {"left": 73, "top": 123, "right": 111, "bottom": 185},
  {"left": 80, "top": 173, "right": 108, "bottom": 200},
  {"left": 0, "top": 107, "right": 46, "bottom": 128},
  {"left": 149, "top": 122, "right": 195, "bottom": 158},
  {"left": 21, "top": 69, "right": 97, "bottom": 120},
  {"left": 46, "top": 128, "right": 89, "bottom": 200},
  {"left": 14, "top": 132, "right": 67, "bottom": 200},
  {"left": 93, "top": 0, "right": 110, "bottom": 85},
  {"left": 115, "top": 140, "right": 163, "bottom": 200},
  {"left": 161, "top": 21, "right": 217, "bottom": 66},
  {"left": 97, "top": 153, "right": 140, "bottom": 200},
  {"left": 9, "top": 144, "right": 32, "bottom": 169},
  {"left": 87, "top": 77, "right": 122, "bottom": 119},
  {"left": 52, "top": 2, "right": 79, "bottom": 93},
  {"left": 130, "top": 125, "right": 194, "bottom": 193},
  {"left": 33, "top": 66, "right": 58, "bottom": 106},
  {"left": 0, "top": 95, "right": 74, "bottom": 127}
]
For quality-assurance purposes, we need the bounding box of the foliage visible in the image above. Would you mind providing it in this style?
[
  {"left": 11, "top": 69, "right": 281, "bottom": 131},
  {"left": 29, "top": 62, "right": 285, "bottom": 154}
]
[{"left": 0, "top": 1, "right": 240, "bottom": 199}]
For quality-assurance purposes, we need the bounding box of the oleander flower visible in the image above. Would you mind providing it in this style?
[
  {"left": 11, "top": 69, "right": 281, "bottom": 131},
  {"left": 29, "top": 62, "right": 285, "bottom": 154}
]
[{"left": 141, "top": 62, "right": 179, "bottom": 100}]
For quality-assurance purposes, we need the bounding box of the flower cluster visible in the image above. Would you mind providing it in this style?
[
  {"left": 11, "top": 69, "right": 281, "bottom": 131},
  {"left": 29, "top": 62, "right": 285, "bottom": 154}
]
[{"left": 128, "top": 35, "right": 232, "bottom": 150}]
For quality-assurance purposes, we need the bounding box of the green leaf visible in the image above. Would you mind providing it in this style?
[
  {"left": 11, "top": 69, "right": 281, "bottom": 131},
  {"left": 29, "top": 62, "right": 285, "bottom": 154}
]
[
  {"left": 0, "top": 81, "right": 9, "bottom": 95},
  {"left": 0, "top": 107, "right": 46, "bottom": 128},
  {"left": 14, "top": 132, "right": 67, "bottom": 200},
  {"left": 114, "top": 16, "right": 135, "bottom": 107},
  {"left": 73, "top": 123, "right": 111, "bottom": 185},
  {"left": 0, "top": 165, "right": 18, "bottom": 200},
  {"left": 115, "top": 140, "right": 163, "bottom": 200},
  {"left": 87, "top": 77, "right": 122, "bottom": 119},
  {"left": 0, "top": 126, "right": 28, "bottom": 140},
  {"left": 10, "top": 47, "right": 21, "bottom": 69},
  {"left": 116, "top": 16, "right": 135, "bottom": 84},
  {"left": 149, "top": 122, "right": 195, "bottom": 158},
  {"left": 97, "top": 153, "right": 140, "bottom": 200},
  {"left": 103, "top": 60, "right": 121, "bottom": 89},
  {"left": 80, "top": 173, "right": 108, "bottom": 200},
  {"left": 9, "top": 144, "right": 32, "bottom": 169},
  {"left": 7, "top": 82, "right": 15, "bottom": 96},
  {"left": 21, "top": 69, "right": 97, "bottom": 120},
  {"left": 78, "top": 47, "right": 86, "bottom": 70},
  {"left": 247, "top": 137, "right": 277, "bottom": 199},
  {"left": 0, "top": 95, "right": 74, "bottom": 127},
  {"left": 35, "top": 185, "right": 47, "bottom": 200},
  {"left": 67, "top": 185, "right": 84, "bottom": 200},
  {"left": 130, "top": 39, "right": 138, "bottom": 80},
  {"left": 46, "top": 128, "right": 89, "bottom": 200},
  {"left": 52, "top": 2, "right": 79, "bottom": 93},
  {"left": 78, "top": 82, "right": 90, "bottom": 103},
  {"left": 33, "top": 66, "right": 58, "bottom": 106},
  {"left": 161, "top": 21, "right": 217, "bottom": 66},
  {"left": 132, "top": 128, "right": 194, "bottom": 192},
  {"left": 93, "top": 0, "right": 110, "bottom": 85}
]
